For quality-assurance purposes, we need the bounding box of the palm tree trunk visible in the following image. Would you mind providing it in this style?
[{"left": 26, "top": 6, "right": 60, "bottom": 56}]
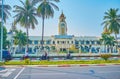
[
  {"left": 104, "top": 45, "right": 106, "bottom": 53},
  {"left": 41, "top": 16, "right": 45, "bottom": 51},
  {"left": 26, "top": 27, "right": 29, "bottom": 54},
  {"left": 110, "top": 46, "right": 113, "bottom": 53},
  {"left": 115, "top": 34, "right": 117, "bottom": 40},
  {"left": 115, "top": 34, "right": 118, "bottom": 53}
]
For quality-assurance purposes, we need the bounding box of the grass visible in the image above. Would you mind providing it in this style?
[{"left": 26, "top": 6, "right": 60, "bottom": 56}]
[{"left": 3, "top": 60, "right": 120, "bottom": 65}]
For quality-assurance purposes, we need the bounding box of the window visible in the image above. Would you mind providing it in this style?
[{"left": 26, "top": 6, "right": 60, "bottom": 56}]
[
  {"left": 61, "top": 23, "right": 65, "bottom": 26},
  {"left": 71, "top": 41, "right": 73, "bottom": 44},
  {"left": 57, "top": 41, "right": 59, "bottom": 44},
  {"left": 81, "top": 40, "right": 84, "bottom": 44},
  {"left": 91, "top": 41, "right": 95, "bottom": 45},
  {"left": 97, "top": 41, "right": 100, "bottom": 45},
  {"left": 67, "top": 41, "right": 69, "bottom": 44},
  {"left": 34, "top": 40, "right": 38, "bottom": 44},
  {"left": 46, "top": 40, "right": 51, "bottom": 44},
  {"left": 75, "top": 40, "right": 79, "bottom": 45},
  {"left": 86, "top": 41, "right": 90, "bottom": 45},
  {"left": 53, "top": 41, "right": 55, "bottom": 44},
  {"left": 40, "top": 40, "right": 44, "bottom": 44},
  {"left": 29, "top": 40, "right": 32, "bottom": 44},
  {"left": 28, "top": 48, "right": 32, "bottom": 54}
]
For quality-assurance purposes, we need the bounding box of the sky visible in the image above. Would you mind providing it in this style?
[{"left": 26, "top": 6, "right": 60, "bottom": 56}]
[{"left": 4, "top": 0, "right": 120, "bottom": 37}]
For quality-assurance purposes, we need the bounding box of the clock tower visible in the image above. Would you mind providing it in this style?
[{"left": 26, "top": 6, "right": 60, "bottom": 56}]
[{"left": 58, "top": 12, "right": 67, "bottom": 35}]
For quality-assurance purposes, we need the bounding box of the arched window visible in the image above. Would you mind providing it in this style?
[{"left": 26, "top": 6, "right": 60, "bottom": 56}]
[
  {"left": 81, "top": 40, "right": 84, "bottom": 44},
  {"left": 86, "top": 41, "right": 90, "bottom": 45},
  {"left": 29, "top": 40, "right": 32, "bottom": 44},
  {"left": 53, "top": 41, "right": 55, "bottom": 44},
  {"left": 57, "top": 41, "right": 59, "bottom": 44},
  {"left": 46, "top": 40, "right": 51, "bottom": 44},
  {"left": 34, "top": 40, "right": 38, "bottom": 44},
  {"left": 91, "top": 41, "right": 95, "bottom": 45}
]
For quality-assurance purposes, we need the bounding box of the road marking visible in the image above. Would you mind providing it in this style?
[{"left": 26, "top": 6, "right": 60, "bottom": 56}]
[
  {"left": 13, "top": 67, "right": 25, "bottom": 79},
  {"left": 2, "top": 72, "right": 12, "bottom": 77},
  {"left": 0, "top": 69, "right": 8, "bottom": 73},
  {"left": 0, "top": 69, "right": 16, "bottom": 77},
  {"left": 22, "top": 73, "right": 67, "bottom": 76}
]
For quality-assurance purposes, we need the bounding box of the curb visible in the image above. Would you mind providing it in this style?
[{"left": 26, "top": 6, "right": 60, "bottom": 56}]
[{"left": 2, "top": 64, "right": 120, "bottom": 68}]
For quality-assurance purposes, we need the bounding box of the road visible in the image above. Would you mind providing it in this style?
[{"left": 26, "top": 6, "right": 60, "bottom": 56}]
[{"left": 0, "top": 65, "right": 120, "bottom": 79}]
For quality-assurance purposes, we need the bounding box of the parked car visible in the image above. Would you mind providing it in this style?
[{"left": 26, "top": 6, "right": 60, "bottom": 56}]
[{"left": 2, "top": 50, "right": 12, "bottom": 61}]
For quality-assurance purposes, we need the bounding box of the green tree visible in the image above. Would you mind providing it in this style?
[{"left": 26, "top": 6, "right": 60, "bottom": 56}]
[
  {"left": 102, "top": 8, "right": 120, "bottom": 40},
  {"left": 100, "top": 33, "right": 116, "bottom": 53},
  {"left": 33, "top": 0, "right": 60, "bottom": 50},
  {"left": 0, "top": 23, "right": 8, "bottom": 49},
  {"left": 106, "top": 35, "right": 116, "bottom": 53},
  {"left": 13, "top": 0, "right": 38, "bottom": 53},
  {"left": 14, "top": 30, "right": 27, "bottom": 53},
  {"left": 0, "top": 3, "right": 11, "bottom": 22}
]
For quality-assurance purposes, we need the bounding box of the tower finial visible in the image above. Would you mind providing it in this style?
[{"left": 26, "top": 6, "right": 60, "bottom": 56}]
[
  {"left": 59, "top": 10, "right": 65, "bottom": 19},
  {"left": 62, "top": 10, "right": 63, "bottom": 14}
]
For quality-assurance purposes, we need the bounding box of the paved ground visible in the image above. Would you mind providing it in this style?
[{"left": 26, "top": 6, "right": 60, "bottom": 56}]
[{"left": 0, "top": 65, "right": 120, "bottom": 79}]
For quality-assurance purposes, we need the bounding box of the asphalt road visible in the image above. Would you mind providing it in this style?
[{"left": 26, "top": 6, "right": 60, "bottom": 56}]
[{"left": 0, "top": 65, "right": 120, "bottom": 79}]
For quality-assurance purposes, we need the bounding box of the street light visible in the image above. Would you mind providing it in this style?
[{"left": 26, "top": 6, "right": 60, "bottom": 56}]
[{"left": 0, "top": 0, "right": 4, "bottom": 62}]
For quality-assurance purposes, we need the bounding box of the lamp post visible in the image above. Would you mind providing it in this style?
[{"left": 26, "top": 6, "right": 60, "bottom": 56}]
[{"left": 0, "top": 0, "right": 4, "bottom": 62}]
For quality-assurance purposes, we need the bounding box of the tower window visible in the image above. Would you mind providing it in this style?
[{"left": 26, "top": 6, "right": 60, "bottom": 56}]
[
  {"left": 71, "top": 41, "right": 73, "bottom": 44},
  {"left": 62, "top": 41, "right": 64, "bottom": 44},
  {"left": 57, "top": 41, "right": 59, "bottom": 44},
  {"left": 53, "top": 41, "right": 55, "bottom": 44}
]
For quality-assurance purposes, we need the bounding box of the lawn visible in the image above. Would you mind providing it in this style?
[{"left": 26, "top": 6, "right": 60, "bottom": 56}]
[{"left": 2, "top": 59, "right": 120, "bottom": 65}]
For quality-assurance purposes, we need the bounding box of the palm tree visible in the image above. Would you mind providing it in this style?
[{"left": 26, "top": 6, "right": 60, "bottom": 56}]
[
  {"left": 100, "top": 34, "right": 109, "bottom": 53},
  {"left": 102, "top": 8, "right": 120, "bottom": 40},
  {"left": 14, "top": 30, "right": 27, "bottom": 53},
  {"left": 100, "top": 33, "right": 116, "bottom": 53},
  {"left": 0, "top": 3, "right": 11, "bottom": 22},
  {"left": 33, "top": 0, "right": 60, "bottom": 51},
  {"left": 106, "top": 35, "right": 117, "bottom": 53},
  {"left": 13, "top": 0, "right": 38, "bottom": 54}
]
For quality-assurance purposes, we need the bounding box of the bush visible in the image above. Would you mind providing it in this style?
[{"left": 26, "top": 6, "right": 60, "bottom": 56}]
[
  {"left": 100, "top": 54, "right": 111, "bottom": 61},
  {"left": 24, "top": 58, "right": 30, "bottom": 64},
  {"left": 0, "top": 62, "right": 4, "bottom": 66}
]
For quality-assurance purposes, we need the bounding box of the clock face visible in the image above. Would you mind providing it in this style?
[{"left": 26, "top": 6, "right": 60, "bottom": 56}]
[{"left": 61, "top": 22, "right": 65, "bottom": 27}]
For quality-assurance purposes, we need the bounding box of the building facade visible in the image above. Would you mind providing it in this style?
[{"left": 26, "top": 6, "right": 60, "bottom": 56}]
[{"left": 8, "top": 12, "right": 120, "bottom": 56}]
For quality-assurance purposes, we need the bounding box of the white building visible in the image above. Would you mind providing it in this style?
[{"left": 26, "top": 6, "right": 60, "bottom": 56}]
[{"left": 7, "top": 12, "right": 120, "bottom": 56}]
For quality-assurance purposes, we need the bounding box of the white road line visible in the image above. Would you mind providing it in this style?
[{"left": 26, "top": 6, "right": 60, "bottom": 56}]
[{"left": 13, "top": 67, "right": 25, "bottom": 79}]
